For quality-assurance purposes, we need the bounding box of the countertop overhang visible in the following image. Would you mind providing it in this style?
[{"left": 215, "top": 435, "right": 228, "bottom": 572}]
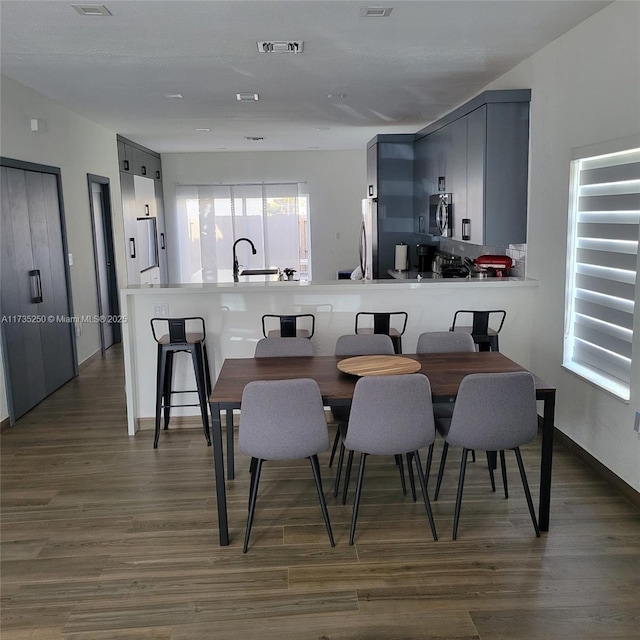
[{"left": 123, "top": 276, "right": 538, "bottom": 295}]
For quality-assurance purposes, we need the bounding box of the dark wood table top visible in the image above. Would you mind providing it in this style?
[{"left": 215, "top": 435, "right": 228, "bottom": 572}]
[{"left": 210, "top": 351, "right": 554, "bottom": 405}]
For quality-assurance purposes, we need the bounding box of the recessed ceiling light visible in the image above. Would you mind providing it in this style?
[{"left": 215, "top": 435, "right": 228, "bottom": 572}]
[
  {"left": 359, "top": 7, "right": 393, "bottom": 18},
  {"left": 166, "top": 93, "right": 183, "bottom": 99},
  {"left": 195, "top": 128, "right": 210, "bottom": 132},
  {"left": 316, "top": 127, "right": 331, "bottom": 131},
  {"left": 237, "top": 93, "right": 259, "bottom": 102},
  {"left": 309, "top": 146, "right": 320, "bottom": 150},
  {"left": 327, "top": 94, "right": 347, "bottom": 100},
  {"left": 244, "top": 136, "right": 264, "bottom": 141},
  {"left": 72, "top": 4, "right": 112, "bottom": 16},
  {"left": 257, "top": 41, "right": 304, "bottom": 54}
]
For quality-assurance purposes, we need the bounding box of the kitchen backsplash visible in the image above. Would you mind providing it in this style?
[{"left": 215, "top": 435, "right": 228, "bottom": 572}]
[{"left": 439, "top": 238, "right": 527, "bottom": 277}]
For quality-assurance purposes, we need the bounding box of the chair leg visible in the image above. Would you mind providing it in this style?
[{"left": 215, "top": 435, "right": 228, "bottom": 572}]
[
  {"left": 202, "top": 343, "right": 212, "bottom": 396},
  {"left": 309, "top": 455, "right": 335, "bottom": 547},
  {"left": 163, "top": 351, "right": 173, "bottom": 430},
  {"left": 192, "top": 345, "right": 212, "bottom": 446},
  {"left": 434, "top": 441, "right": 449, "bottom": 501},
  {"left": 349, "top": 452, "right": 368, "bottom": 545},
  {"left": 395, "top": 454, "right": 407, "bottom": 496},
  {"left": 471, "top": 449, "right": 476, "bottom": 463},
  {"left": 500, "top": 450, "right": 508, "bottom": 499},
  {"left": 154, "top": 346, "right": 167, "bottom": 449},
  {"left": 328, "top": 427, "right": 340, "bottom": 468},
  {"left": 342, "top": 449, "right": 355, "bottom": 505},
  {"left": 424, "top": 442, "right": 434, "bottom": 485},
  {"left": 333, "top": 441, "right": 346, "bottom": 498},
  {"left": 412, "top": 450, "right": 438, "bottom": 541},
  {"left": 248, "top": 457, "right": 257, "bottom": 511},
  {"left": 243, "top": 458, "right": 263, "bottom": 553},
  {"left": 406, "top": 452, "right": 417, "bottom": 502},
  {"left": 453, "top": 448, "right": 470, "bottom": 540},
  {"left": 486, "top": 452, "right": 496, "bottom": 492},
  {"left": 514, "top": 447, "right": 540, "bottom": 538},
  {"left": 226, "top": 409, "right": 235, "bottom": 480}
]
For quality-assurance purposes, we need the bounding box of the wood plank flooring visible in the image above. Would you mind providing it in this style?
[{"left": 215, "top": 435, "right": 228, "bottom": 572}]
[{"left": 1, "top": 345, "right": 639, "bottom": 639}]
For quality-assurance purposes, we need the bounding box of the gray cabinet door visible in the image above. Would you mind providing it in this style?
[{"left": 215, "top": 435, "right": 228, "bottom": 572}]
[{"left": 1, "top": 165, "right": 76, "bottom": 422}]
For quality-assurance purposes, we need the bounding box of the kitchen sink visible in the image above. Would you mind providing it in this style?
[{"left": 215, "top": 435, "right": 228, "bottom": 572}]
[{"left": 239, "top": 269, "right": 279, "bottom": 276}]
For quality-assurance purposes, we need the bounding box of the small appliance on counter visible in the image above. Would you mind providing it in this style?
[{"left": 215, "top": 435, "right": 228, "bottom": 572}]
[
  {"left": 473, "top": 254, "right": 513, "bottom": 277},
  {"left": 416, "top": 244, "right": 436, "bottom": 273}
]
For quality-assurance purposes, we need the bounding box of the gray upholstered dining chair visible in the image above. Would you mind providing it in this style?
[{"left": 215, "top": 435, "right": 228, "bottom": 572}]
[
  {"left": 416, "top": 331, "right": 478, "bottom": 481},
  {"left": 436, "top": 371, "right": 540, "bottom": 540},
  {"left": 416, "top": 330, "right": 477, "bottom": 354},
  {"left": 238, "top": 378, "right": 335, "bottom": 553},
  {"left": 343, "top": 373, "right": 438, "bottom": 545},
  {"left": 330, "top": 334, "right": 396, "bottom": 500},
  {"left": 254, "top": 336, "right": 314, "bottom": 358}
]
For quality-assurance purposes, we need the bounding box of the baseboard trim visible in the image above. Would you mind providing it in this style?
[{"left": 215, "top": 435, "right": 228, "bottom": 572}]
[
  {"left": 0, "top": 416, "right": 11, "bottom": 434},
  {"left": 554, "top": 428, "right": 640, "bottom": 510},
  {"left": 78, "top": 348, "right": 105, "bottom": 370}
]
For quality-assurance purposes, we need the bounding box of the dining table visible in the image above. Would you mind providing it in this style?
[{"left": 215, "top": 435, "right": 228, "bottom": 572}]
[{"left": 208, "top": 351, "right": 556, "bottom": 546}]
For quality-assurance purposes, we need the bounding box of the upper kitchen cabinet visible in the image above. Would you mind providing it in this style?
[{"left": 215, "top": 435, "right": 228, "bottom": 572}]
[
  {"left": 415, "top": 90, "right": 530, "bottom": 246},
  {"left": 117, "top": 135, "right": 163, "bottom": 181},
  {"left": 367, "top": 134, "right": 415, "bottom": 220},
  {"left": 466, "top": 101, "right": 529, "bottom": 246}
]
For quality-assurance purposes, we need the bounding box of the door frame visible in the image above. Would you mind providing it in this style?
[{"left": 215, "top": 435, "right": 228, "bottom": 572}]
[
  {"left": 0, "top": 157, "right": 78, "bottom": 424},
  {"left": 87, "top": 174, "right": 121, "bottom": 353}
]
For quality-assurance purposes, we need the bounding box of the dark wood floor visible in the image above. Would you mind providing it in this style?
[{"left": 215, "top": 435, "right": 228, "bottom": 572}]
[{"left": 1, "top": 345, "right": 639, "bottom": 639}]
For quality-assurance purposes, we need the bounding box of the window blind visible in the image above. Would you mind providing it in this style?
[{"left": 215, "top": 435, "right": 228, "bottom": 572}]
[{"left": 564, "top": 147, "right": 640, "bottom": 400}]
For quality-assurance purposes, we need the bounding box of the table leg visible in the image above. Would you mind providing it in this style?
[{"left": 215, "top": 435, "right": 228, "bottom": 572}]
[
  {"left": 210, "top": 401, "right": 229, "bottom": 545},
  {"left": 538, "top": 391, "right": 555, "bottom": 532},
  {"left": 226, "top": 408, "right": 235, "bottom": 480}
]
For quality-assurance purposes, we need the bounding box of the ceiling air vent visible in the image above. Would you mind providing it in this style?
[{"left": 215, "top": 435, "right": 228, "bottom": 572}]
[
  {"left": 72, "top": 4, "right": 112, "bottom": 16},
  {"left": 257, "top": 41, "right": 304, "bottom": 54},
  {"left": 237, "top": 93, "right": 259, "bottom": 102},
  {"left": 245, "top": 136, "right": 264, "bottom": 141},
  {"left": 359, "top": 7, "right": 393, "bottom": 18}
]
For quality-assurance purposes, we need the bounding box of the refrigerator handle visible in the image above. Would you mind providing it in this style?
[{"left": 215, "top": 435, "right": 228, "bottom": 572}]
[{"left": 359, "top": 221, "right": 366, "bottom": 275}]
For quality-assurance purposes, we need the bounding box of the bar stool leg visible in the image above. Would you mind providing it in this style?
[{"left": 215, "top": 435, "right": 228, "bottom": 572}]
[
  {"left": 154, "top": 346, "right": 167, "bottom": 449},
  {"left": 191, "top": 345, "right": 212, "bottom": 446},
  {"left": 163, "top": 350, "right": 174, "bottom": 430}
]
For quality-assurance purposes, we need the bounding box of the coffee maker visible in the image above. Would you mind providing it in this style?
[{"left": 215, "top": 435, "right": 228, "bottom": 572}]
[{"left": 416, "top": 244, "right": 434, "bottom": 273}]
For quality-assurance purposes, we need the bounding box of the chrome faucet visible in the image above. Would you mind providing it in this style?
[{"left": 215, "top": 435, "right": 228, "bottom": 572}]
[{"left": 232, "top": 237, "right": 257, "bottom": 281}]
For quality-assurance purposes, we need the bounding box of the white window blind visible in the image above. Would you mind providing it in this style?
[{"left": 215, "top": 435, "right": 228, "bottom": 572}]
[
  {"left": 563, "top": 146, "right": 640, "bottom": 400},
  {"left": 175, "top": 183, "right": 309, "bottom": 283}
]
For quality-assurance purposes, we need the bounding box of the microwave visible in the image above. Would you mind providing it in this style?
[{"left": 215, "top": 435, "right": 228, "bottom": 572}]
[{"left": 428, "top": 193, "right": 452, "bottom": 237}]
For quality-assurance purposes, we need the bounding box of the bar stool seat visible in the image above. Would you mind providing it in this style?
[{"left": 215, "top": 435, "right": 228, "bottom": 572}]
[
  {"left": 450, "top": 309, "right": 506, "bottom": 352},
  {"left": 151, "top": 317, "right": 212, "bottom": 449},
  {"left": 354, "top": 311, "right": 408, "bottom": 354},
  {"left": 261, "top": 314, "right": 315, "bottom": 339}
]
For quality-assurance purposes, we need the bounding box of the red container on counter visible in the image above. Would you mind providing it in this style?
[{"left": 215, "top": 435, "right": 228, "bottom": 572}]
[{"left": 474, "top": 255, "right": 513, "bottom": 270}]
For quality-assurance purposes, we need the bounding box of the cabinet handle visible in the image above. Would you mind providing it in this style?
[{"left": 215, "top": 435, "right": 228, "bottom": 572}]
[
  {"left": 29, "top": 269, "right": 43, "bottom": 303},
  {"left": 368, "top": 185, "right": 374, "bottom": 197},
  {"left": 155, "top": 170, "right": 160, "bottom": 180},
  {"left": 160, "top": 233, "right": 165, "bottom": 250},
  {"left": 462, "top": 218, "right": 471, "bottom": 241},
  {"left": 129, "top": 238, "right": 136, "bottom": 259},
  {"left": 145, "top": 204, "right": 150, "bottom": 216},
  {"left": 123, "top": 160, "right": 129, "bottom": 171},
  {"left": 141, "top": 165, "right": 147, "bottom": 176}
]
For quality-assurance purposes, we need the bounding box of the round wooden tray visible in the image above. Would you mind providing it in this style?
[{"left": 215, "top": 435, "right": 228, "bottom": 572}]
[{"left": 337, "top": 355, "right": 421, "bottom": 377}]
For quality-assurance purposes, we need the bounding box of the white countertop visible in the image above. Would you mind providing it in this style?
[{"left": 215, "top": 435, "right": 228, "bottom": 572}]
[{"left": 123, "top": 275, "right": 537, "bottom": 295}]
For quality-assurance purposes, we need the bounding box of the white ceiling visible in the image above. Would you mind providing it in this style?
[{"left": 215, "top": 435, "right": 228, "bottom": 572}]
[{"left": 0, "top": 0, "right": 611, "bottom": 153}]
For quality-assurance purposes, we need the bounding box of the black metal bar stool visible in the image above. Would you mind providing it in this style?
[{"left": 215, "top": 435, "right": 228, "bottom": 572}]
[
  {"left": 261, "top": 313, "right": 315, "bottom": 338},
  {"left": 450, "top": 309, "right": 506, "bottom": 352},
  {"left": 150, "top": 317, "right": 212, "bottom": 448},
  {"left": 354, "top": 311, "right": 408, "bottom": 354}
]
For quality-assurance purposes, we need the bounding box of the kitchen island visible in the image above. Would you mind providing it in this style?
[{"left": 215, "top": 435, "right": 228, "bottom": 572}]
[{"left": 120, "top": 277, "right": 538, "bottom": 434}]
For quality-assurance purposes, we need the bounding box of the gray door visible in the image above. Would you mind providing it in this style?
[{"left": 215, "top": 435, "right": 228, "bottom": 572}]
[
  {"left": 1, "top": 162, "right": 77, "bottom": 422},
  {"left": 89, "top": 178, "right": 120, "bottom": 350}
]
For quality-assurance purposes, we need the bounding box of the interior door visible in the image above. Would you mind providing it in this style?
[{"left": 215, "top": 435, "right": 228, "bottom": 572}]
[
  {"left": 0, "top": 161, "right": 77, "bottom": 423},
  {"left": 89, "top": 178, "right": 120, "bottom": 350}
]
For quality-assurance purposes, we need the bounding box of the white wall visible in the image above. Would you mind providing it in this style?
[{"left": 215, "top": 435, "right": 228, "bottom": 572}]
[
  {"left": 160, "top": 151, "right": 366, "bottom": 282},
  {"left": 0, "top": 75, "right": 125, "bottom": 420},
  {"left": 486, "top": 1, "right": 640, "bottom": 490}
]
